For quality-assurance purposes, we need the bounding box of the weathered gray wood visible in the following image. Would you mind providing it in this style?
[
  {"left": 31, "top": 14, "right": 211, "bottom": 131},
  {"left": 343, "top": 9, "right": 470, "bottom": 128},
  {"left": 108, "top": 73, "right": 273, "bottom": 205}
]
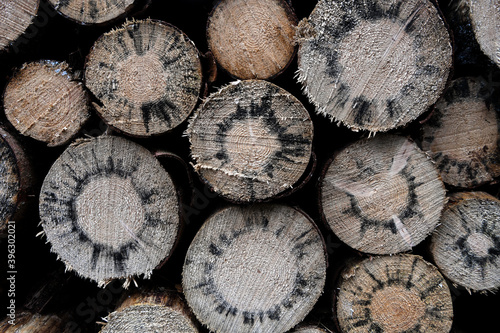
[{"left": 48, "top": 0, "right": 135, "bottom": 25}]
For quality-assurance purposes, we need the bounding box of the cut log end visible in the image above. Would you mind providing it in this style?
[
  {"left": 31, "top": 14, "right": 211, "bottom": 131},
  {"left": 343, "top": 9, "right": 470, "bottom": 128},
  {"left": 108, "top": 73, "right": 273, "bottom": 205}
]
[
  {"left": 207, "top": 0, "right": 297, "bottom": 80},
  {"left": 422, "top": 77, "right": 500, "bottom": 188},
  {"left": 39, "top": 136, "right": 180, "bottom": 285},
  {"left": 290, "top": 325, "right": 329, "bottom": 333},
  {"left": 0, "top": 132, "right": 21, "bottom": 234},
  {"left": 336, "top": 255, "right": 453, "bottom": 333},
  {"left": 187, "top": 80, "right": 313, "bottom": 202},
  {"left": 4, "top": 61, "right": 91, "bottom": 146},
  {"left": 48, "top": 0, "right": 135, "bottom": 25},
  {"left": 431, "top": 191, "right": 500, "bottom": 292},
  {"left": 0, "top": 0, "right": 39, "bottom": 51},
  {"left": 297, "top": 0, "right": 452, "bottom": 132},
  {"left": 468, "top": 0, "right": 500, "bottom": 67},
  {"left": 85, "top": 19, "right": 202, "bottom": 136},
  {"left": 321, "top": 134, "right": 446, "bottom": 254},
  {"left": 182, "top": 204, "right": 327, "bottom": 333}
]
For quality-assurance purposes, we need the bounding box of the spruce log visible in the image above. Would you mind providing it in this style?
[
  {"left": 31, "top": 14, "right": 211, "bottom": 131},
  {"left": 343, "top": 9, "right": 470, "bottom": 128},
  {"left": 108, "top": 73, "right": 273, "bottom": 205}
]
[
  {"left": 85, "top": 19, "right": 202, "bottom": 137},
  {"left": 4, "top": 61, "right": 91, "bottom": 147},
  {"left": 320, "top": 134, "right": 446, "bottom": 254},
  {"left": 421, "top": 77, "right": 500, "bottom": 188},
  {"left": 468, "top": 0, "right": 500, "bottom": 67},
  {"left": 0, "top": 0, "right": 39, "bottom": 52},
  {"left": 0, "top": 127, "right": 33, "bottom": 235},
  {"left": 207, "top": 0, "right": 297, "bottom": 80},
  {"left": 336, "top": 254, "right": 453, "bottom": 333},
  {"left": 100, "top": 288, "right": 199, "bottom": 332},
  {"left": 182, "top": 204, "right": 327, "bottom": 333},
  {"left": 48, "top": 0, "right": 135, "bottom": 25},
  {"left": 430, "top": 191, "right": 500, "bottom": 292},
  {"left": 39, "top": 136, "right": 180, "bottom": 286},
  {"left": 187, "top": 80, "right": 313, "bottom": 202},
  {"left": 296, "top": 0, "right": 452, "bottom": 132}
]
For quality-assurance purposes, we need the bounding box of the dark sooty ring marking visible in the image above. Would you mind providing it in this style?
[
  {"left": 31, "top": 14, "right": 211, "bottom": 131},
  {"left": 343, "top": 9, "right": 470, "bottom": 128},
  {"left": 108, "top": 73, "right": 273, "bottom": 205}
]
[{"left": 189, "top": 216, "right": 318, "bottom": 326}]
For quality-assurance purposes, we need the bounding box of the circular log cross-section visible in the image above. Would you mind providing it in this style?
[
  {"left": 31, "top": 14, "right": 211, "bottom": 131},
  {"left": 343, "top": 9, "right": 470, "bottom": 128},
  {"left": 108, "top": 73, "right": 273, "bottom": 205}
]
[
  {"left": 297, "top": 0, "right": 452, "bottom": 132},
  {"left": 39, "top": 136, "right": 180, "bottom": 285},
  {"left": 336, "top": 255, "right": 453, "bottom": 333},
  {"left": 0, "top": 0, "right": 39, "bottom": 52},
  {"left": 85, "top": 19, "right": 202, "bottom": 136},
  {"left": 187, "top": 80, "right": 313, "bottom": 202},
  {"left": 4, "top": 61, "right": 90, "bottom": 147},
  {"left": 430, "top": 192, "right": 500, "bottom": 292},
  {"left": 48, "top": 0, "right": 135, "bottom": 25},
  {"left": 182, "top": 204, "right": 327, "bottom": 333},
  {"left": 469, "top": 0, "right": 500, "bottom": 67},
  {"left": 207, "top": 0, "right": 297, "bottom": 79},
  {"left": 101, "top": 289, "right": 199, "bottom": 332},
  {"left": 422, "top": 77, "right": 500, "bottom": 188},
  {"left": 321, "top": 135, "right": 446, "bottom": 254}
]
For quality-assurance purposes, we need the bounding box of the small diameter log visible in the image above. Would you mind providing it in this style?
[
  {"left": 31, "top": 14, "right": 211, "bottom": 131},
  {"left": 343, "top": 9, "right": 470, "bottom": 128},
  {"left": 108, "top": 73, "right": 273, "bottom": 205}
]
[
  {"left": 85, "top": 19, "right": 202, "bottom": 136},
  {"left": 39, "top": 136, "right": 180, "bottom": 286},
  {"left": 0, "top": 312, "right": 71, "bottom": 332},
  {"left": 187, "top": 80, "right": 313, "bottom": 202},
  {"left": 297, "top": 0, "right": 452, "bottom": 132},
  {"left": 48, "top": 0, "right": 135, "bottom": 25},
  {"left": 0, "top": 0, "right": 39, "bottom": 52},
  {"left": 0, "top": 127, "right": 33, "bottom": 235},
  {"left": 336, "top": 255, "right": 453, "bottom": 333},
  {"left": 321, "top": 134, "right": 446, "bottom": 254},
  {"left": 100, "top": 288, "right": 199, "bottom": 332},
  {"left": 4, "top": 61, "right": 91, "bottom": 147},
  {"left": 207, "top": 0, "right": 297, "bottom": 80},
  {"left": 421, "top": 77, "right": 500, "bottom": 188},
  {"left": 468, "top": 0, "right": 500, "bottom": 67},
  {"left": 430, "top": 192, "right": 500, "bottom": 292},
  {"left": 182, "top": 204, "right": 327, "bottom": 333}
]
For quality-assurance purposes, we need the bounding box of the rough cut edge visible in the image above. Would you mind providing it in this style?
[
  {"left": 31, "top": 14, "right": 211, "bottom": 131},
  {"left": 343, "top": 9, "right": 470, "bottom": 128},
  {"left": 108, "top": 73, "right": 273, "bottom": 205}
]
[
  {"left": 49, "top": 0, "right": 138, "bottom": 25},
  {"left": 0, "top": 0, "right": 40, "bottom": 53}
]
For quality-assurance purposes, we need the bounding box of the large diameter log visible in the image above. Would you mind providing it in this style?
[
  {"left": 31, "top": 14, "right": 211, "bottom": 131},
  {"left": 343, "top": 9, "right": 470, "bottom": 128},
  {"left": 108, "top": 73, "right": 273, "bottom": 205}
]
[
  {"left": 336, "top": 254, "right": 453, "bottom": 333},
  {"left": 468, "top": 0, "right": 500, "bottom": 67},
  {"left": 182, "top": 204, "right": 327, "bottom": 333},
  {"left": 186, "top": 80, "right": 313, "bottom": 202},
  {"left": 0, "top": 0, "right": 39, "bottom": 52},
  {"left": 4, "top": 61, "right": 91, "bottom": 147},
  {"left": 48, "top": 0, "right": 135, "bottom": 25},
  {"left": 39, "top": 136, "right": 180, "bottom": 286},
  {"left": 422, "top": 76, "right": 500, "bottom": 188},
  {"left": 297, "top": 0, "right": 452, "bottom": 132},
  {"left": 430, "top": 192, "right": 500, "bottom": 292},
  {"left": 85, "top": 19, "right": 202, "bottom": 137},
  {"left": 207, "top": 0, "right": 297, "bottom": 79},
  {"left": 100, "top": 288, "right": 199, "bottom": 332},
  {"left": 321, "top": 135, "right": 446, "bottom": 254}
]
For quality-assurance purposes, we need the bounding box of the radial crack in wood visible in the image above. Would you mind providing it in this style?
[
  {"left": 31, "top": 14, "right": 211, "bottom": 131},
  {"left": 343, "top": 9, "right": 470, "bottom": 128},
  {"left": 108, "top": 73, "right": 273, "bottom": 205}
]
[
  {"left": 85, "top": 19, "right": 202, "bottom": 136},
  {"left": 0, "top": 0, "right": 39, "bottom": 52},
  {"left": 186, "top": 79, "right": 313, "bottom": 202},
  {"left": 182, "top": 204, "right": 327, "bottom": 333},
  {"left": 297, "top": 0, "right": 452, "bottom": 132},
  {"left": 431, "top": 191, "right": 500, "bottom": 292},
  {"left": 207, "top": 0, "right": 298, "bottom": 80},
  {"left": 4, "top": 61, "right": 91, "bottom": 147},
  {"left": 39, "top": 136, "right": 180, "bottom": 285},
  {"left": 48, "top": 0, "right": 135, "bottom": 25},
  {"left": 422, "top": 76, "right": 500, "bottom": 188},
  {"left": 321, "top": 134, "right": 446, "bottom": 254},
  {"left": 336, "top": 254, "right": 453, "bottom": 333}
]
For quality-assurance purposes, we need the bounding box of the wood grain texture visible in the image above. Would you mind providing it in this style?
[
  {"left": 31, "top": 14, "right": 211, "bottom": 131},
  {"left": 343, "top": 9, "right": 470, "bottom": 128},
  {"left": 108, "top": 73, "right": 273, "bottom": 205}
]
[
  {"left": 0, "top": 312, "right": 71, "bottom": 333},
  {"left": 182, "top": 204, "right": 326, "bottom": 333},
  {"left": 469, "top": 0, "right": 500, "bottom": 67},
  {"left": 85, "top": 19, "right": 202, "bottom": 136},
  {"left": 321, "top": 135, "right": 446, "bottom": 254},
  {"left": 4, "top": 61, "right": 91, "bottom": 146},
  {"left": 187, "top": 80, "right": 313, "bottom": 202},
  {"left": 422, "top": 76, "right": 500, "bottom": 188},
  {"left": 39, "top": 136, "right": 180, "bottom": 285},
  {"left": 336, "top": 255, "right": 453, "bottom": 333},
  {"left": 430, "top": 192, "right": 500, "bottom": 292},
  {"left": 207, "top": 0, "right": 297, "bottom": 79},
  {"left": 297, "top": 0, "right": 452, "bottom": 132},
  {"left": 48, "top": 0, "right": 135, "bottom": 25},
  {"left": 289, "top": 324, "right": 329, "bottom": 333},
  {"left": 0, "top": 0, "right": 39, "bottom": 51}
]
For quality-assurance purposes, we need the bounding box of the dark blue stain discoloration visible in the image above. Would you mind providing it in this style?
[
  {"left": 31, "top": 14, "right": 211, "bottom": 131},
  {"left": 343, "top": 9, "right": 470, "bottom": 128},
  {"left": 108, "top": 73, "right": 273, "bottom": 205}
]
[
  {"left": 128, "top": 23, "right": 145, "bottom": 56},
  {"left": 352, "top": 96, "right": 373, "bottom": 126},
  {"left": 141, "top": 98, "right": 175, "bottom": 133}
]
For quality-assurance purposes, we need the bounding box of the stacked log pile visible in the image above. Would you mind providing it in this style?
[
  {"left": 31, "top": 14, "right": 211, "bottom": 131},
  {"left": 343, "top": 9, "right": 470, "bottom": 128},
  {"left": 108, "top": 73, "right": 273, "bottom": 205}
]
[{"left": 0, "top": 0, "right": 499, "bottom": 332}]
